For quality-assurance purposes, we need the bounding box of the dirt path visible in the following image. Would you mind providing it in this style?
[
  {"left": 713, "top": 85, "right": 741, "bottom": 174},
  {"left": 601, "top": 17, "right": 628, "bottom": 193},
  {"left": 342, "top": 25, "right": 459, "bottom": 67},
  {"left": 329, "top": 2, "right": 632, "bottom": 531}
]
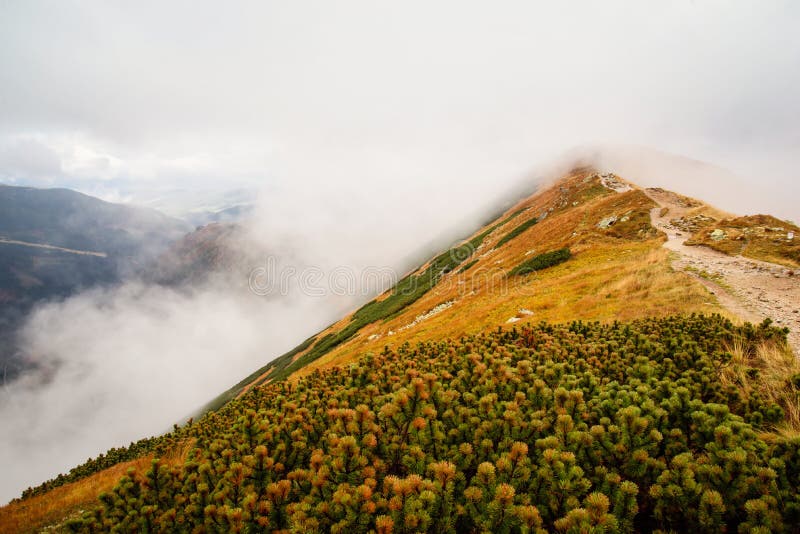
[{"left": 643, "top": 188, "right": 800, "bottom": 356}]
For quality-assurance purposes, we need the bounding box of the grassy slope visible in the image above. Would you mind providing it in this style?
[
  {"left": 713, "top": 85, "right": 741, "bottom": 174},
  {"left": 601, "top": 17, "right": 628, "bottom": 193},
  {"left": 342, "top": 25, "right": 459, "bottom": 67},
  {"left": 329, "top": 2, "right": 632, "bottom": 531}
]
[{"left": 291, "top": 171, "right": 724, "bottom": 379}]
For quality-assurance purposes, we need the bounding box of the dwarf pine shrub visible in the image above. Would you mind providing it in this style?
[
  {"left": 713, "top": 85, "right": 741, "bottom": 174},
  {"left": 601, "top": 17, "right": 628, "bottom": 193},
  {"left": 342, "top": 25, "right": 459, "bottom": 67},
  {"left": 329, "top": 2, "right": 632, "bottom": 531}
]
[
  {"left": 57, "top": 315, "right": 800, "bottom": 532},
  {"left": 495, "top": 217, "right": 539, "bottom": 249},
  {"left": 509, "top": 248, "right": 571, "bottom": 276}
]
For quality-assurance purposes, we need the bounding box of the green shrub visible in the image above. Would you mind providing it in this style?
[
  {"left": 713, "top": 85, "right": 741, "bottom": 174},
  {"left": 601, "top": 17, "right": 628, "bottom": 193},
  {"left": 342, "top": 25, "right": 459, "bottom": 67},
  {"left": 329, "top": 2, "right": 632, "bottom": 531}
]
[
  {"left": 60, "top": 315, "right": 800, "bottom": 533},
  {"left": 494, "top": 217, "right": 539, "bottom": 249},
  {"left": 458, "top": 259, "right": 479, "bottom": 273},
  {"left": 509, "top": 248, "right": 571, "bottom": 276}
]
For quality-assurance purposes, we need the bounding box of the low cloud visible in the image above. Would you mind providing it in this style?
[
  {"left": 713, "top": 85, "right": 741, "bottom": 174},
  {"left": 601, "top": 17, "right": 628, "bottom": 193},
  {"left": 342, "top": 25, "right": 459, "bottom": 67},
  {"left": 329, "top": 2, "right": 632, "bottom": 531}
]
[{"left": 0, "top": 281, "right": 353, "bottom": 503}]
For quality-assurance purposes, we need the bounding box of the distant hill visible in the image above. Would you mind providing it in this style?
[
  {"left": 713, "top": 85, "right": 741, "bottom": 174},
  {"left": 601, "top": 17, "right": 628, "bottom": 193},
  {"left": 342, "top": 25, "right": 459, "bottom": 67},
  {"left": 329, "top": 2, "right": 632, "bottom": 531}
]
[
  {"left": 0, "top": 185, "right": 190, "bottom": 378},
  {"left": 0, "top": 185, "right": 189, "bottom": 258}
]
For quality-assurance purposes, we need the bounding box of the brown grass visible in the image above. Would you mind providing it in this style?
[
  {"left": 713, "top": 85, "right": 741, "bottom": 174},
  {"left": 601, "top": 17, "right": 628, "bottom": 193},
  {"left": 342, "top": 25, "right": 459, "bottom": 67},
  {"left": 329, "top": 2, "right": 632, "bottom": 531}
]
[
  {"left": 0, "top": 441, "right": 193, "bottom": 534},
  {"left": 720, "top": 339, "right": 800, "bottom": 437}
]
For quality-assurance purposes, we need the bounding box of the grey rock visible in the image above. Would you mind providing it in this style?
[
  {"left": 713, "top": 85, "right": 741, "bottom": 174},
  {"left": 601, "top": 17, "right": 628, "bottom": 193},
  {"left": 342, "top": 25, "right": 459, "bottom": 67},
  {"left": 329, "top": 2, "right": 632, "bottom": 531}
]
[{"left": 598, "top": 216, "right": 618, "bottom": 229}]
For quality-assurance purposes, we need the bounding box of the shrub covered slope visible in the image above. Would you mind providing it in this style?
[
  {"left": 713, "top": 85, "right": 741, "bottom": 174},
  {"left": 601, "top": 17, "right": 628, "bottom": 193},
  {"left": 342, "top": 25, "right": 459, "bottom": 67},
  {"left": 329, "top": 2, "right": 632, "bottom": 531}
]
[{"left": 64, "top": 315, "right": 800, "bottom": 533}]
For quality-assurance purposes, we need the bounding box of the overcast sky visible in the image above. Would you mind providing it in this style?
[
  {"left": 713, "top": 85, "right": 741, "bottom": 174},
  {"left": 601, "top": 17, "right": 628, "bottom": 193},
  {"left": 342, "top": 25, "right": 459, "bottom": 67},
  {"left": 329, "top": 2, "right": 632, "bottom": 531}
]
[{"left": 0, "top": 0, "right": 798, "bottom": 220}]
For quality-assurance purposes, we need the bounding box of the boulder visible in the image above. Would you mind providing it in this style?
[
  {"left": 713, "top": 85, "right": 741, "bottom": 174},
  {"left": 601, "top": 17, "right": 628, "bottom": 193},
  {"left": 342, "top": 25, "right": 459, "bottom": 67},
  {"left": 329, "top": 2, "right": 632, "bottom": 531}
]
[{"left": 598, "top": 216, "right": 618, "bottom": 229}]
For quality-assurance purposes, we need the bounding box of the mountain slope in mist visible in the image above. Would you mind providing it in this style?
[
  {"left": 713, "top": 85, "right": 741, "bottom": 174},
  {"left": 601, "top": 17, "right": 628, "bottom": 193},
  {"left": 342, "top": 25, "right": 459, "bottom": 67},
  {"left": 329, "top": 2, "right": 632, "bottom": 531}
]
[
  {"left": 5, "top": 167, "right": 800, "bottom": 533},
  {"left": 144, "top": 222, "right": 264, "bottom": 289},
  {"left": 10, "top": 168, "right": 721, "bottom": 486}
]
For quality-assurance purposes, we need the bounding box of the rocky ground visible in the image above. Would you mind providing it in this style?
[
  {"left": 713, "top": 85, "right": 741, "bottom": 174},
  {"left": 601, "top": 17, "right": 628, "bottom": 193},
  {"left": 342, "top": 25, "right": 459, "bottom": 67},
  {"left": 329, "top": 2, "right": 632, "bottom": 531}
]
[{"left": 644, "top": 187, "right": 800, "bottom": 355}]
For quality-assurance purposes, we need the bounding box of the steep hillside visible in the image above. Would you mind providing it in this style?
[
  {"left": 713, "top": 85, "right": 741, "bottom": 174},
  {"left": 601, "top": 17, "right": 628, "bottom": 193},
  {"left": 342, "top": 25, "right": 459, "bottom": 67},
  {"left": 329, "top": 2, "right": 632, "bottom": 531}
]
[
  {"left": 3, "top": 169, "right": 800, "bottom": 532},
  {"left": 231, "top": 170, "right": 798, "bottom": 392},
  {"left": 215, "top": 169, "right": 723, "bottom": 396}
]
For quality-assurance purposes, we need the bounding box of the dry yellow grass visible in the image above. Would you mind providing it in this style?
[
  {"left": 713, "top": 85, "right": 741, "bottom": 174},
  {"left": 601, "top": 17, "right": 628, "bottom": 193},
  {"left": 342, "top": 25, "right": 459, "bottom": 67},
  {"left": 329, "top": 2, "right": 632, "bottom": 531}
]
[
  {"left": 0, "top": 458, "right": 152, "bottom": 533},
  {"left": 721, "top": 338, "right": 800, "bottom": 437},
  {"left": 0, "top": 441, "right": 193, "bottom": 533}
]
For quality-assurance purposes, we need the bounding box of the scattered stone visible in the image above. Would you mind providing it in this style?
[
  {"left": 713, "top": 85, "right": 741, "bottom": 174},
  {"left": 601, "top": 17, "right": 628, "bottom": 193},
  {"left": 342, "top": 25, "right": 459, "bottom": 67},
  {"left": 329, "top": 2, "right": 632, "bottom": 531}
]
[
  {"left": 598, "top": 173, "right": 633, "bottom": 193},
  {"left": 670, "top": 214, "right": 716, "bottom": 232},
  {"left": 518, "top": 308, "right": 534, "bottom": 316},
  {"left": 506, "top": 317, "right": 521, "bottom": 324},
  {"left": 788, "top": 231, "right": 795, "bottom": 241},
  {"left": 367, "top": 334, "right": 380, "bottom": 341},
  {"left": 598, "top": 216, "right": 618, "bottom": 229},
  {"left": 399, "top": 300, "right": 456, "bottom": 332}
]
